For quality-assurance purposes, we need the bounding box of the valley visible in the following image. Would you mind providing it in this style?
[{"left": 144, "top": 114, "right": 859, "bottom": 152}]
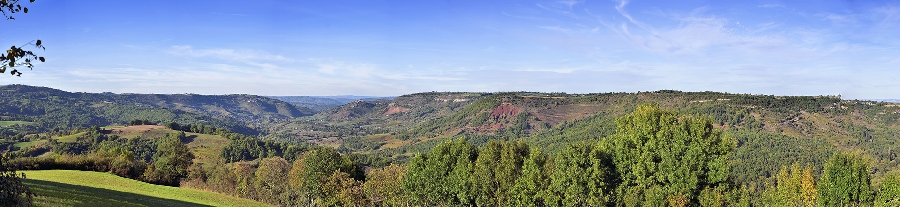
[{"left": 2, "top": 85, "right": 900, "bottom": 206}]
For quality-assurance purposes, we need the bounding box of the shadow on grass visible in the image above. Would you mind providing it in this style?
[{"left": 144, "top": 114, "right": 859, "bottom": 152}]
[
  {"left": 24, "top": 179, "right": 213, "bottom": 207},
  {"left": 183, "top": 134, "right": 198, "bottom": 143}
]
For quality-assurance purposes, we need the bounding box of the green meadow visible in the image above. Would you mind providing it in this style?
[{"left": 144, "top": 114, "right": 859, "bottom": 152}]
[{"left": 22, "top": 170, "right": 268, "bottom": 207}]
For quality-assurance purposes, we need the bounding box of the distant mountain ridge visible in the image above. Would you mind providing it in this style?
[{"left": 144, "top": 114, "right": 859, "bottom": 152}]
[
  {"left": 867, "top": 99, "right": 900, "bottom": 103},
  {"left": 0, "top": 84, "right": 315, "bottom": 134},
  {"left": 268, "top": 95, "right": 395, "bottom": 112}
]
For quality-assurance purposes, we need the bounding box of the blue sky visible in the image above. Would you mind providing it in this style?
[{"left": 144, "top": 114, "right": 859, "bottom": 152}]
[{"left": 2, "top": 0, "right": 899, "bottom": 98}]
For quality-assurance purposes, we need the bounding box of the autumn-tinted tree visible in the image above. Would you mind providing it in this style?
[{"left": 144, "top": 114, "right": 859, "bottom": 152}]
[
  {"left": 604, "top": 103, "right": 734, "bottom": 206},
  {"left": 818, "top": 152, "right": 874, "bottom": 206},
  {"left": 319, "top": 170, "right": 367, "bottom": 206},
  {"left": 760, "top": 164, "right": 817, "bottom": 206},
  {"left": 364, "top": 164, "right": 407, "bottom": 206},
  {"left": 254, "top": 157, "right": 292, "bottom": 206}
]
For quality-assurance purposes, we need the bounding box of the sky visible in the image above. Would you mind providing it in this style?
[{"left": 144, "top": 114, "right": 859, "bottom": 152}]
[{"left": 1, "top": 0, "right": 899, "bottom": 98}]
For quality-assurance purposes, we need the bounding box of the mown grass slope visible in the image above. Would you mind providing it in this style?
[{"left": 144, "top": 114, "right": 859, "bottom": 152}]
[
  {"left": 104, "top": 125, "right": 230, "bottom": 166},
  {"left": 0, "top": 120, "right": 33, "bottom": 127},
  {"left": 23, "top": 170, "right": 268, "bottom": 207}
]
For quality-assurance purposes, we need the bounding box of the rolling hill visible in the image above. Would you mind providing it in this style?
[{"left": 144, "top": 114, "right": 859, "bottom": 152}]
[
  {"left": 275, "top": 91, "right": 900, "bottom": 187},
  {"left": 0, "top": 84, "right": 315, "bottom": 135}
]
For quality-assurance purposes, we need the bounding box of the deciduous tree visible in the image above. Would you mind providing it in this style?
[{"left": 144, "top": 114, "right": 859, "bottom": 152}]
[
  {"left": 605, "top": 103, "right": 734, "bottom": 206},
  {"left": 876, "top": 170, "right": 900, "bottom": 207},
  {"left": 363, "top": 164, "right": 407, "bottom": 206},
  {"left": 1, "top": 0, "right": 45, "bottom": 77},
  {"left": 0, "top": 154, "right": 33, "bottom": 206},
  {"left": 818, "top": 152, "right": 874, "bottom": 206}
]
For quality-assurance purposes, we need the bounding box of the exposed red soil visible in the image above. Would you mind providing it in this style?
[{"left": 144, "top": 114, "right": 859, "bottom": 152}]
[
  {"left": 384, "top": 106, "right": 410, "bottom": 115},
  {"left": 491, "top": 103, "right": 520, "bottom": 119}
]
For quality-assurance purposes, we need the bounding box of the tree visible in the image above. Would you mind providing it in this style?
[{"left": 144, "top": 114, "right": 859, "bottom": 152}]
[
  {"left": 604, "top": 103, "right": 734, "bottom": 206},
  {"left": 0, "top": 154, "right": 33, "bottom": 206},
  {"left": 544, "top": 142, "right": 615, "bottom": 207},
  {"left": 471, "top": 140, "right": 531, "bottom": 206},
  {"left": 142, "top": 132, "right": 194, "bottom": 186},
  {"left": 254, "top": 157, "right": 292, "bottom": 206},
  {"left": 875, "top": 170, "right": 900, "bottom": 207},
  {"left": 760, "top": 164, "right": 817, "bottom": 206},
  {"left": 818, "top": 152, "right": 874, "bottom": 206},
  {"left": 509, "top": 148, "right": 550, "bottom": 206},
  {"left": 319, "top": 170, "right": 367, "bottom": 206},
  {"left": 1, "top": 0, "right": 45, "bottom": 76},
  {"left": 364, "top": 164, "right": 407, "bottom": 206},
  {"left": 402, "top": 139, "right": 477, "bottom": 206},
  {"left": 289, "top": 147, "right": 362, "bottom": 205}
]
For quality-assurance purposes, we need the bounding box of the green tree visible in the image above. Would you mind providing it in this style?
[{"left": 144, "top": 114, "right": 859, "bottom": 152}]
[
  {"left": 292, "top": 148, "right": 340, "bottom": 204},
  {"left": 471, "top": 140, "right": 529, "bottom": 206},
  {"left": 289, "top": 147, "right": 362, "bottom": 205},
  {"left": 1, "top": 0, "right": 45, "bottom": 76},
  {"left": 402, "top": 139, "right": 477, "bottom": 206},
  {"left": 544, "top": 142, "right": 615, "bottom": 207},
  {"left": 875, "top": 170, "right": 900, "bottom": 207},
  {"left": 143, "top": 132, "right": 194, "bottom": 186},
  {"left": 509, "top": 148, "right": 550, "bottom": 206},
  {"left": 605, "top": 103, "right": 734, "bottom": 206},
  {"left": 0, "top": 154, "right": 33, "bottom": 206},
  {"left": 818, "top": 152, "right": 874, "bottom": 206}
]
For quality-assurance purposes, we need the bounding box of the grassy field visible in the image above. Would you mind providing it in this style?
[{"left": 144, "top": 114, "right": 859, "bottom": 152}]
[
  {"left": 103, "top": 125, "right": 232, "bottom": 166},
  {"left": 54, "top": 132, "right": 86, "bottom": 143},
  {"left": 105, "top": 125, "right": 172, "bottom": 139},
  {"left": 23, "top": 170, "right": 269, "bottom": 207},
  {"left": 14, "top": 140, "right": 47, "bottom": 150},
  {"left": 0, "top": 120, "right": 33, "bottom": 127},
  {"left": 184, "top": 132, "right": 230, "bottom": 166}
]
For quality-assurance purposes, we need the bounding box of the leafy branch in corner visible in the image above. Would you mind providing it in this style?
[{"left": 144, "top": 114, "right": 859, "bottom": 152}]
[{"left": 1, "top": 0, "right": 45, "bottom": 77}]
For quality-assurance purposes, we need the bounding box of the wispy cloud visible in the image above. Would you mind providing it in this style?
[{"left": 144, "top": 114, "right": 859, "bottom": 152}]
[
  {"left": 306, "top": 58, "right": 376, "bottom": 78},
  {"left": 822, "top": 13, "right": 857, "bottom": 25},
  {"left": 169, "top": 45, "right": 293, "bottom": 63},
  {"left": 874, "top": 6, "right": 900, "bottom": 29},
  {"left": 614, "top": 0, "right": 655, "bottom": 33},
  {"left": 537, "top": 25, "right": 572, "bottom": 34},
  {"left": 557, "top": 0, "right": 583, "bottom": 9},
  {"left": 758, "top": 4, "right": 785, "bottom": 8}
]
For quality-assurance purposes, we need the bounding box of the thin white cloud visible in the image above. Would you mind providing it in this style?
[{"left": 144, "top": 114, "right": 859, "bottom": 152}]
[
  {"left": 306, "top": 58, "right": 377, "bottom": 78},
  {"left": 557, "top": 0, "right": 583, "bottom": 9},
  {"left": 822, "top": 13, "right": 857, "bottom": 25},
  {"left": 874, "top": 6, "right": 900, "bottom": 29},
  {"left": 614, "top": 0, "right": 655, "bottom": 34},
  {"left": 168, "top": 45, "right": 293, "bottom": 62},
  {"left": 537, "top": 25, "right": 573, "bottom": 34},
  {"left": 758, "top": 4, "right": 785, "bottom": 8}
]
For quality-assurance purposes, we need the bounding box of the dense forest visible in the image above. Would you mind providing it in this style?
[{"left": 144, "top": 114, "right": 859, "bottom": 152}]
[{"left": 3, "top": 85, "right": 900, "bottom": 206}]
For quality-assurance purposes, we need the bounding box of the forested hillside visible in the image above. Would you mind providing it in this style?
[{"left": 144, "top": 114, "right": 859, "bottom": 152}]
[
  {"left": 3, "top": 86, "right": 900, "bottom": 206},
  {"left": 296, "top": 90, "right": 900, "bottom": 198},
  {"left": 0, "top": 84, "right": 315, "bottom": 135}
]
